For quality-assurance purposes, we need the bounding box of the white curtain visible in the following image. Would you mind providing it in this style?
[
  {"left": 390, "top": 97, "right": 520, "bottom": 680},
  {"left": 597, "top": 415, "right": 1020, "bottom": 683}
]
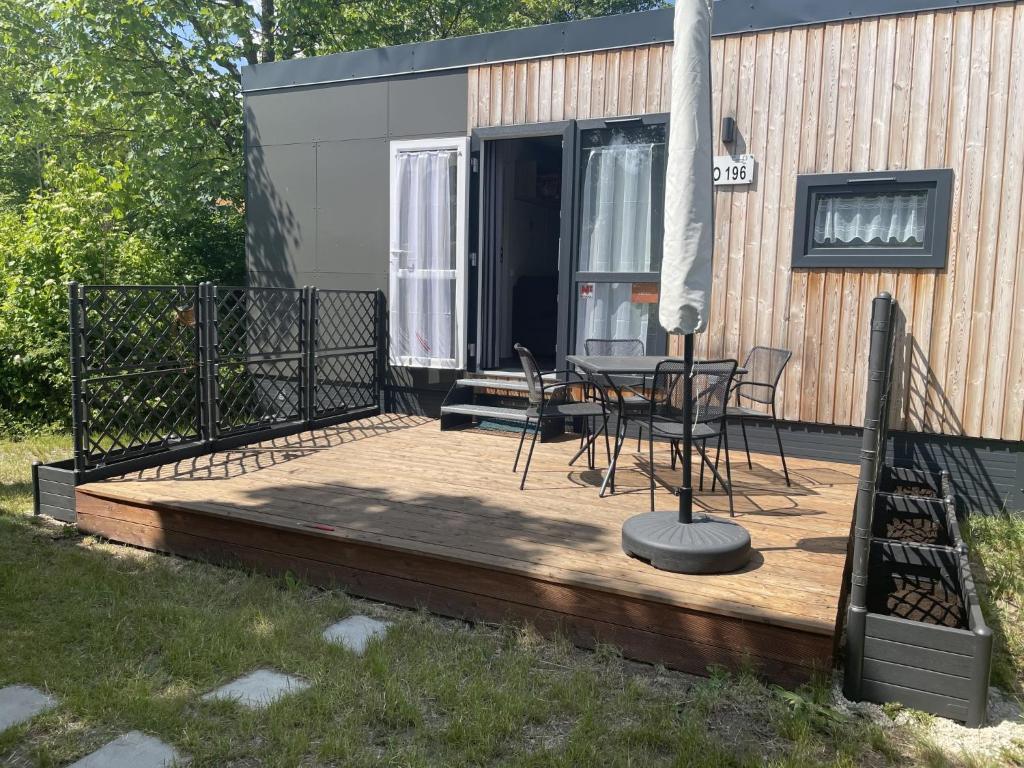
[
  {"left": 575, "top": 283, "right": 650, "bottom": 353},
  {"left": 389, "top": 150, "right": 457, "bottom": 367},
  {"left": 578, "top": 144, "right": 654, "bottom": 272},
  {"left": 813, "top": 192, "right": 928, "bottom": 246}
]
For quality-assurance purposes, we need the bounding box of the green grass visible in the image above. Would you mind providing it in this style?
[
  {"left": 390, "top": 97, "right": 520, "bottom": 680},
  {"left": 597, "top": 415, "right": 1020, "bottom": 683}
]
[
  {"left": 965, "top": 512, "right": 1024, "bottom": 695},
  {"left": 0, "top": 434, "right": 1018, "bottom": 767}
]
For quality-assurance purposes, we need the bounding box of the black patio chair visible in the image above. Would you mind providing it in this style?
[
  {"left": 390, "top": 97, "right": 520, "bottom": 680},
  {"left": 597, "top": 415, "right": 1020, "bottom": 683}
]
[
  {"left": 583, "top": 338, "right": 650, "bottom": 466},
  {"left": 726, "top": 346, "right": 792, "bottom": 486},
  {"left": 513, "top": 344, "right": 611, "bottom": 491},
  {"left": 644, "top": 359, "right": 738, "bottom": 516},
  {"left": 582, "top": 338, "right": 645, "bottom": 357}
]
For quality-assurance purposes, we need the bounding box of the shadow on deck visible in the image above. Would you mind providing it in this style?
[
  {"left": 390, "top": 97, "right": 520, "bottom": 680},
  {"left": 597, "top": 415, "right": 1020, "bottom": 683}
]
[{"left": 76, "top": 415, "right": 858, "bottom": 685}]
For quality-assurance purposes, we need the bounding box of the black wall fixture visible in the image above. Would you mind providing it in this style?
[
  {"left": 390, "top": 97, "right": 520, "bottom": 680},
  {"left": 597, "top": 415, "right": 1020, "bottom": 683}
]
[{"left": 721, "top": 117, "right": 736, "bottom": 145}]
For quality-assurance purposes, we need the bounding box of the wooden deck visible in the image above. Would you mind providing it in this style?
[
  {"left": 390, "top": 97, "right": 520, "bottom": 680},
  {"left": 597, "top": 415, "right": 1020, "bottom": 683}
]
[{"left": 75, "top": 415, "right": 858, "bottom": 684}]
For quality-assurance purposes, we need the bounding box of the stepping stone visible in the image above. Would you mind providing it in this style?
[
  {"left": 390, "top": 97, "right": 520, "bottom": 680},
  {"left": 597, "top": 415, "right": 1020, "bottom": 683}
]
[
  {"left": 201, "top": 669, "right": 310, "bottom": 709},
  {"left": 0, "top": 684, "right": 56, "bottom": 733},
  {"left": 323, "top": 615, "right": 391, "bottom": 654},
  {"left": 69, "top": 731, "right": 188, "bottom": 767}
]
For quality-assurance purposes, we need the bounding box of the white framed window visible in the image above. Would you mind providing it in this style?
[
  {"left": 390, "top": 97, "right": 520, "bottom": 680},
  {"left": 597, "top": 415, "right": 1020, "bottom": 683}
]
[{"left": 388, "top": 136, "right": 470, "bottom": 369}]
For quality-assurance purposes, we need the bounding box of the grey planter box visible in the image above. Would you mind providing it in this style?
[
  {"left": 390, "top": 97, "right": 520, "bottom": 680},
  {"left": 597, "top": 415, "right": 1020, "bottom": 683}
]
[
  {"left": 855, "top": 539, "right": 992, "bottom": 726},
  {"left": 871, "top": 493, "right": 962, "bottom": 549},
  {"left": 846, "top": 294, "right": 992, "bottom": 727},
  {"left": 878, "top": 465, "right": 949, "bottom": 500},
  {"left": 32, "top": 460, "right": 78, "bottom": 523}
]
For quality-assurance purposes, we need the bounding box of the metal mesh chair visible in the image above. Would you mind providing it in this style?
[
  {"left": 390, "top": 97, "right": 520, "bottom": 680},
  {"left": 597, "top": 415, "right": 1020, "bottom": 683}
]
[
  {"left": 582, "top": 338, "right": 651, "bottom": 471},
  {"left": 728, "top": 346, "right": 792, "bottom": 486},
  {"left": 513, "top": 344, "right": 610, "bottom": 490},
  {"left": 582, "top": 338, "right": 647, "bottom": 404},
  {"left": 583, "top": 338, "right": 644, "bottom": 357},
  {"left": 645, "top": 359, "right": 738, "bottom": 515}
]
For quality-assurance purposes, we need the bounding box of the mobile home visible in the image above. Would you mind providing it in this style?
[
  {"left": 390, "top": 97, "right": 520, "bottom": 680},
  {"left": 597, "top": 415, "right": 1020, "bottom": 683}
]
[{"left": 241, "top": 0, "right": 1024, "bottom": 512}]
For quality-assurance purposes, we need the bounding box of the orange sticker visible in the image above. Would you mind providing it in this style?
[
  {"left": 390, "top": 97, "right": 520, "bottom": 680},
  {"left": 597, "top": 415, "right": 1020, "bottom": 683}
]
[{"left": 631, "top": 282, "right": 659, "bottom": 304}]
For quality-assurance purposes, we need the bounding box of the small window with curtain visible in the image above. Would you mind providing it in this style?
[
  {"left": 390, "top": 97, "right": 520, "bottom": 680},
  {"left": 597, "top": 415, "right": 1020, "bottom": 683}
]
[{"left": 791, "top": 169, "right": 953, "bottom": 269}]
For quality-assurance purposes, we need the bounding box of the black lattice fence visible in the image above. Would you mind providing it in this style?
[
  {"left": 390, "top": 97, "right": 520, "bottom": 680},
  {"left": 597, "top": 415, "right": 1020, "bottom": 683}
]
[
  {"left": 68, "top": 282, "right": 383, "bottom": 478},
  {"left": 73, "top": 285, "right": 204, "bottom": 469},
  {"left": 312, "top": 290, "right": 380, "bottom": 418},
  {"left": 212, "top": 286, "right": 307, "bottom": 436}
]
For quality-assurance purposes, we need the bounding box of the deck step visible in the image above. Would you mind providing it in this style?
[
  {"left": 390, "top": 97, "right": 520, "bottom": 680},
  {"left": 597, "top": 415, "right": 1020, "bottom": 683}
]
[
  {"left": 455, "top": 377, "right": 530, "bottom": 392},
  {"left": 473, "top": 370, "right": 559, "bottom": 381},
  {"left": 440, "top": 404, "right": 529, "bottom": 422}
]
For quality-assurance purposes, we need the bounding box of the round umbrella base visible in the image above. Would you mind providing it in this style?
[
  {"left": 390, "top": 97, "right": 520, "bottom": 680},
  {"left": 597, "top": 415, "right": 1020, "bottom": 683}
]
[{"left": 621, "top": 511, "right": 752, "bottom": 574}]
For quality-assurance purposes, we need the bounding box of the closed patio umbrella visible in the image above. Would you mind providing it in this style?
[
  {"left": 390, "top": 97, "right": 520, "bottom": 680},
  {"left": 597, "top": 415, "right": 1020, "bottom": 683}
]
[{"left": 621, "top": 0, "right": 751, "bottom": 574}]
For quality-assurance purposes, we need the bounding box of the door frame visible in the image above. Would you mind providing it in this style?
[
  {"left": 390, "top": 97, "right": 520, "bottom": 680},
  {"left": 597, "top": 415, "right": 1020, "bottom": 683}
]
[
  {"left": 570, "top": 113, "right": 670, "bottom": 359},
  {"left": 471, "top": 121, "right": 576, "bottom": 371},
  {"left": 388, "top": 135, "right": 471, "bottom": 369}
]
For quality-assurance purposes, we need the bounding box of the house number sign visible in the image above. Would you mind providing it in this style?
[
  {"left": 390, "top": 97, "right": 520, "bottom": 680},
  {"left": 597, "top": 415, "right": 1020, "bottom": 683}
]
[{"left": 713, "top": 154, "right": 755, "bottom": 186}]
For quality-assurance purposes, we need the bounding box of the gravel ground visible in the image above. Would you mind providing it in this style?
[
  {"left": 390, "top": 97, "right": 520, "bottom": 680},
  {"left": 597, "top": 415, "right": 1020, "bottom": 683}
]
[{"left": 833, "top": 682, "right": 1024, "bottom": 763}]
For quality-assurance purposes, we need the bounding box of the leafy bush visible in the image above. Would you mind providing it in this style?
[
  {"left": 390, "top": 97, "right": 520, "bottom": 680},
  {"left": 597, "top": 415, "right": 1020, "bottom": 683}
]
[
  {"left": 0, "top": 164, "right": 243, "bottom": 434},
  {"left": 965, "top": 512, "right": 1024, "bottom": 694},
  {"left": 0, "top": 0, "right": 659, "bottom": 435}
]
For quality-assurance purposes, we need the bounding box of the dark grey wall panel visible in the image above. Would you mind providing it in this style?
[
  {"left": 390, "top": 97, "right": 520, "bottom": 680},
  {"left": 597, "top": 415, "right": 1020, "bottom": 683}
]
[
  {"left": 890, "top": 432, "right": 1023, "bottom": 515},
  {"left": 245, "top": 80, "right": 388, "bottom": 146},
  {"left": 252, "top": 270, "right": 383, "bottom": 292},
  {"left": 1017, "top": 450, "right": 1024, "bottom": 511},
  {"left": 723, "top": 420, "right": 862, "bottom": 466},
  {"left": 723, "top": 419, "right": 1021, "bottom": 515},
  {"left": 245, "top": 66, "right": 469, "bottom": 314},
  {"left": 388, "top": 72, "right": 468, "bottom": 138},
  {"left": 246, "top": 143, "right": 317, "bottom": 275},
  {"left": 315, "top": 139, "right": 389, "bottom": 275},
  {"left": 247, "top": 270, "right": 298, "bottom": 288}
]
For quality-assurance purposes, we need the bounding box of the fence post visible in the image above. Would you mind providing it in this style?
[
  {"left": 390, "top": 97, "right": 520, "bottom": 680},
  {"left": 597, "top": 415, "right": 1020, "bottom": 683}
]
[
  {"left": 196, "top": 281, "right": 204, "bottom": 441},
  {"left": 844, "top": 291, "right": 893, "bottom": 700},
  {"left": 68, "top": 281, "right": 87, "bottom": 474},
  {"left": 375, "top": 289, "right": 388, "bottom": 413},
  {"left": 31, "top": 460, "right": 41, "bottom": 515},
  {"left": 877, "top": 302, "right": 899, "bottom": 469},
  {"left": 207, "top": 283, "right": 221, "bottom": 440},
  {"left": 196, "top": 282, "right": 213, "bottom": 443},
  {"left": 304, "top": 286, "right": 316, "bottom": 423}
]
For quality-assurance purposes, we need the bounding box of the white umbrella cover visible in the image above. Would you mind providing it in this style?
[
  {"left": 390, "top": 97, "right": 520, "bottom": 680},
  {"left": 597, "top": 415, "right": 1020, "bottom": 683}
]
[
  {"left": 621, "top": 0, "right": 748, "bottom": 576},
  {"left": 659, "top": 0, "right": 715, "bottom": 335}
]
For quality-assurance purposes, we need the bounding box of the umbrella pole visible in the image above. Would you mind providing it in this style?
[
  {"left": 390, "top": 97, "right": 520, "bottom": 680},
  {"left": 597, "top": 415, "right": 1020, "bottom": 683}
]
[{"left": 679, "top": 333, "right": 694, "bottom": 525}]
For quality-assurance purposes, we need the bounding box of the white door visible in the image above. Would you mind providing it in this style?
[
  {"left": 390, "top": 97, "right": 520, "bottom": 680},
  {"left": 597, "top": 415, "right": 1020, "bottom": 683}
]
[{"left": 388, "top": 136, "right": 470, "bottom": 369}]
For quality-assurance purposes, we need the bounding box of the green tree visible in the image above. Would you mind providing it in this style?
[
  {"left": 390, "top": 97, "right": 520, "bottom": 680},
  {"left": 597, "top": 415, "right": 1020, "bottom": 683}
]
[{"left": 0, "top": 0, "right": 663, "bottom": 431}]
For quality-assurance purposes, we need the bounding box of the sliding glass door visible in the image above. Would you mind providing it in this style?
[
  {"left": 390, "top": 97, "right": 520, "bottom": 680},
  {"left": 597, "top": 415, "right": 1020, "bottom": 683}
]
[
  {"left": 388, "top": 137, "right": 469, "bottom": 369},
  {"left": 571, "top": 117, "right": 667, "bottom": 356}
]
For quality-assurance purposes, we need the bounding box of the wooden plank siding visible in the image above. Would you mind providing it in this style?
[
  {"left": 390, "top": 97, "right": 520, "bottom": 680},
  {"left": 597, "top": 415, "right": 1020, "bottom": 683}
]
[{"left": 468, "top": 2, "right": 1024, "bottom": 442}]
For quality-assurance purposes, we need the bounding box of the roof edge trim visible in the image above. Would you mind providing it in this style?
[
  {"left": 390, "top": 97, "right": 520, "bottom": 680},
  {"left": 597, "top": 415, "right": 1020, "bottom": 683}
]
[{"left": 242, "top": 0, "right": 1003, "bottom": 94}]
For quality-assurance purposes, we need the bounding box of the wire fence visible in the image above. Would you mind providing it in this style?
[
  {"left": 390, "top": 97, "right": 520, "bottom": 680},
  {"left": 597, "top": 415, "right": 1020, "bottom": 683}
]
[{"left": 69, "top": 282, "right": 383, "bottom": 476}]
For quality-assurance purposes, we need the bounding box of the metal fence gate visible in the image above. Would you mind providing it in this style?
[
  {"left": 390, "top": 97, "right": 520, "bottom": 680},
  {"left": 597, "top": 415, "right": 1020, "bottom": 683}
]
[{"left": 68, "top": 282, "right": 384, "bottom": 480}]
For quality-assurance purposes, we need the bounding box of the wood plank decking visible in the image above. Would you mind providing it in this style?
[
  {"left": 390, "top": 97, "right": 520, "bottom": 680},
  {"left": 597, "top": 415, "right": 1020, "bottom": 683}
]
[{"left": 75, "top": 415, "right": 858, "bottom": 685}]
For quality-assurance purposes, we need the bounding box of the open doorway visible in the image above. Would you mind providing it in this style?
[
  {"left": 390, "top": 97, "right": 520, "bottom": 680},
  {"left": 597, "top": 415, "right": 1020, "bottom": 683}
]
[{"left": 478, "top": 134, "right": 564, "bottom": 371}]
